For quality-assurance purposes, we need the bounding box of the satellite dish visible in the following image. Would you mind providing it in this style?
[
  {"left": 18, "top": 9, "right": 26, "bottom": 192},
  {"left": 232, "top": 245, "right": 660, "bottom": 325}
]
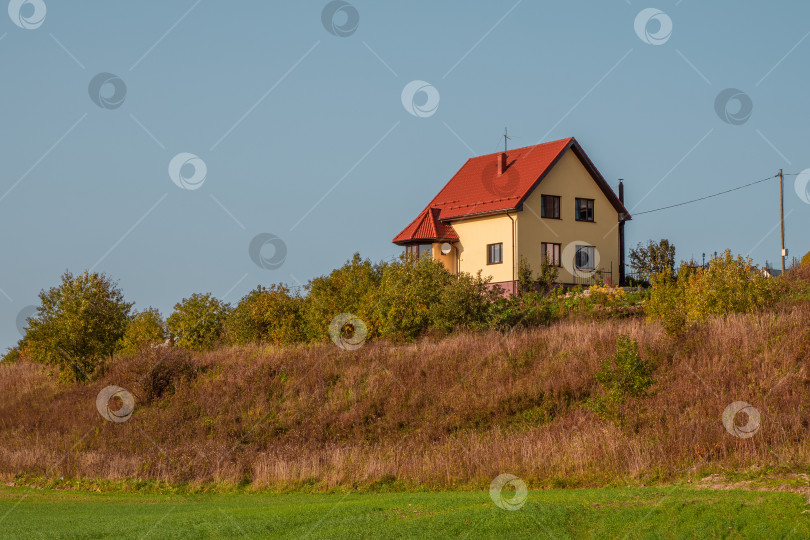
[{"left": 440, "top": 243, "right": 452, "bottom": 255}]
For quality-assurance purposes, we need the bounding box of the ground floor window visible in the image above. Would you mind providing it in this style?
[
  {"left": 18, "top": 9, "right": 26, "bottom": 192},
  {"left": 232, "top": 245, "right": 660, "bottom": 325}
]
[
  {"left": 541, "top": 242, "right": 561, "bottom": 266},
  {"left": 405, "top": 244, "right": 432, "bottom": 258},
  {"left": 487, "top": 243, "right": 503, "bottom": 265},
  {"left": 576, "top": 245, "right": 595, "bottom": 270}
]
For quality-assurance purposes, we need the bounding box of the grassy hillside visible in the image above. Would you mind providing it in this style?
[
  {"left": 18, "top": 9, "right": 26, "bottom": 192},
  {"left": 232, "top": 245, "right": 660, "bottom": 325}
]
[{"left": 2, "top": 299, "right": 810, "bottom": 491}]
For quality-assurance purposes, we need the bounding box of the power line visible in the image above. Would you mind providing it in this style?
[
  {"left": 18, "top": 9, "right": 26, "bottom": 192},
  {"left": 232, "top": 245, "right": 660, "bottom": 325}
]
[{"left": 633, "top": 174, "right": 778, "bottom": 216}]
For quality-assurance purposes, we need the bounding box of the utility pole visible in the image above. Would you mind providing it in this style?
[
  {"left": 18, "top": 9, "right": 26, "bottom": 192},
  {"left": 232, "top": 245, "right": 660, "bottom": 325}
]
[{"left": 779, "top": 169, "right": 786, "bottom": 273}]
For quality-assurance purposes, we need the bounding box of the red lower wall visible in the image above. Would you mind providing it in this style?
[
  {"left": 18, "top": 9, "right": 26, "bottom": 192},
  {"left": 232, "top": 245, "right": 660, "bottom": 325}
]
[{"left": 486, "top": 281, "right": 516, "bottom": 297}]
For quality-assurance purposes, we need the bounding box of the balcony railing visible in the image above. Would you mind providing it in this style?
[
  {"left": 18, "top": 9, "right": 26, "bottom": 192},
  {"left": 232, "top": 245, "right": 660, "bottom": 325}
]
[{"left": 571, "top": 263, "right": 614, "bottom": 287}]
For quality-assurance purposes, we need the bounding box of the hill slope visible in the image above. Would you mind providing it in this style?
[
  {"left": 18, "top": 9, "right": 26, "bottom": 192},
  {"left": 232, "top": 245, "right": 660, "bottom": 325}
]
[{"left": 1, "top": 302, "right": 809, "bottom": 490}]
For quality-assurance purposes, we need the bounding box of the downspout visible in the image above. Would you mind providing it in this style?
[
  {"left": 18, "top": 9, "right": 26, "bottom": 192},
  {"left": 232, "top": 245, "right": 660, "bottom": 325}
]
[
  {"left": 618, "top": 180, "right": 626, "bottom": 286},
  {"left": 506, "top": 210, "right": 516, "bottom": 295}
]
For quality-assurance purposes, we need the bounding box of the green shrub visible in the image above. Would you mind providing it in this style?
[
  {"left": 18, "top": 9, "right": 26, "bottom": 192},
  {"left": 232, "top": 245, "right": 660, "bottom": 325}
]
[
  {"left": 589, "top": 335, "right": 655, "bottom": 426},
  {"left": 119, "top": 308, "right": 166, "bottom": 355},
  {"left": 624, "top": 275, "right": 650, "bottom": 288},
  {"left": 517, "top": 256, "right": 559, "bottom": 295},
  {"left": 645, "top": 269, "right": 687, "bottom": 334},
  {"left": 1, "top": 347, "right": 21, "bottom": 364},
  {"left": 489, "top": 291, "right": 554, "bottom": 330},
  {"left": 647, "top": 251, "right": 782, "bottom": 334},
  {"left": 536, "top": 261, "right": 559, "bottom": 292},
  {"left": 517, "top": 256, "right": 534, "bottom": 295},
  {"left": 785, "top": 255, "right": 810, "bottom": 299},
  {"left": 20, "top": 270, "right": 132, "bottom": 383},
  {"left": 369, "top": 256, "right": 455, "bottom": 340},
  {"left": 302, "top": 253, "right": 381, "bottom": 342},
  {"left": 301, "top": 255, "right": 498, "bottom": 342},
  {"left": 428, "top": 270, "right": 499, "bottom": 334},
  {"left": 167, "top": 293, "right": 230, "bottom": 351},
  {"left": 226, "top": 284, "right": 304, "bottom": 345}
]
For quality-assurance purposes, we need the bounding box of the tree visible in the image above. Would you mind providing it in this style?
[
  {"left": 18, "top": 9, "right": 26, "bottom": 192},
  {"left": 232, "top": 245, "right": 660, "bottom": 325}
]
[
  {"left": 20, "top": 270, "right": 132, "bottom": 382},
  {"left": 119, "top": 308, "right": 166, "bottom": 355},
  {"left": 367, "top": 256, "right": 451, "bottom": 340},
  {"left": 629, "top": 239, "right": 676, "bottom": 281},
  {"left": 302, "top": 253, "right": 381, "bottom": 341},
  {"left": 225, "top": 284, "right": 304, "bottom": 345},
  {"left": 167, "top": 293, "right": 230, "bottom": 351},
  {"left": 365, "top": 255, "right": 498, "bottom": 340}
]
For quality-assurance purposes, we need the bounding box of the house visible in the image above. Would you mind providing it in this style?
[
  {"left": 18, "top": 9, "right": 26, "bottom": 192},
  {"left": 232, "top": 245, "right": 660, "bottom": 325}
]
[
  {"left": 392, "top": 137, "right": 632, "bottom": 293},
  {"left": 762, "top": 262, "right": 782, "bottom": 278}
]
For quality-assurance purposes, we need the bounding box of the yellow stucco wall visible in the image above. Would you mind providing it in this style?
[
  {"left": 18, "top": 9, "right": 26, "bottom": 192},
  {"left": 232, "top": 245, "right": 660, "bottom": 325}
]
[
  {"left": 431, "top": 242, "right": 457, "bottom": 273},
  {"left": 451, "top": 213, "right": 515, "bottom": 283},
  {"left": 516, "top": 149, "right": 620, "bottom": 284}
]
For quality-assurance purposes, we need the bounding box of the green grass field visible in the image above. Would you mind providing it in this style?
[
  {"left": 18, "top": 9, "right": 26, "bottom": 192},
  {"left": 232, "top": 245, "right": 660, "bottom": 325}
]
[{"left": 1, "top": 485, "right": 808, "bottom": 539}]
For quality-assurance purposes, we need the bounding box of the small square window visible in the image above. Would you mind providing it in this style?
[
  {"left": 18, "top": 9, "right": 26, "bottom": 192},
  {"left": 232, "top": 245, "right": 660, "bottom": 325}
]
[
  {"left": 575, "top": 198, "right": 594, "bottom": 222},
  {"left": 487, "top": 243, "right": 503, "bottom": 265},
  {"left": 541, "top": 195, "right": 561, "bottom": 219}
]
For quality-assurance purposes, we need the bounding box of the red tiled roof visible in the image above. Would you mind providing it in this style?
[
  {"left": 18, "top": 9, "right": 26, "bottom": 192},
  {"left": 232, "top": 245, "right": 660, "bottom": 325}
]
[
  {"left": 392, "top": 137, "right": 630, "bottom": 245},
  {"left": 392, "top": 207, "right": 459, "bottom": 244}
]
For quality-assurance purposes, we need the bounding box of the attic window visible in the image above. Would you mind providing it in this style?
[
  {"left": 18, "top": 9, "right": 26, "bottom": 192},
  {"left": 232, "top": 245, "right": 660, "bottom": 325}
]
[
  {"left": 541, "top": 195, "right": 561, "bottom": 219},
  {"left": 575, "top": 198, "right": 595, "bottom": 222}
]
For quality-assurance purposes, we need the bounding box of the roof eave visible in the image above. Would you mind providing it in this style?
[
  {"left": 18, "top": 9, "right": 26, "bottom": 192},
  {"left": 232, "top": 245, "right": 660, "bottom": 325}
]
[
  {"left": 393, "top": 236, "right": 458, "bottom": 246},
  {"left": 440, "top": 207, "right": 519, "bottom": 223},
  {"left": 570, "top": 139, "right": 632, "bottom": 219}
]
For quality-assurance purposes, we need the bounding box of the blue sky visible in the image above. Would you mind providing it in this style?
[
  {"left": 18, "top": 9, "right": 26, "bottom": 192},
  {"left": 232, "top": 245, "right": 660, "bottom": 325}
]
[{"left": 1, "top": 1, "right": 809, "bottom": 350}]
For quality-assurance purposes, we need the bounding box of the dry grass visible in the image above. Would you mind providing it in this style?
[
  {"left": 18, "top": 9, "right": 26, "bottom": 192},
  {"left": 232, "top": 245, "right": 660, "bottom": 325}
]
[{"left": 1, "top": 301, "right": 809, "bottom": 490}]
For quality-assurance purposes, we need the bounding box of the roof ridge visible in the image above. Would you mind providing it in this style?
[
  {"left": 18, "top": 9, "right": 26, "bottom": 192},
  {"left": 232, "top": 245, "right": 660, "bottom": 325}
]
[{"left": 467, "top": 136, "right": 574, "bottom": 159}]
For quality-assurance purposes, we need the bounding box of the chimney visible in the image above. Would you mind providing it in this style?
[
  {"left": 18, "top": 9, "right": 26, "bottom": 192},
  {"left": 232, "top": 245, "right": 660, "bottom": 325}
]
[
  {"left": 618, "top": 179, "right": 624, "bottom": 204},
  {"left": 498, "top": 152, "right": 507, "bottom": 175}
]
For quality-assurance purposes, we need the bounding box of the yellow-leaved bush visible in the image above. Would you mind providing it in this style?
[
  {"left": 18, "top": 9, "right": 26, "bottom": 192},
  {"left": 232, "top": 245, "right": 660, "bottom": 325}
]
[
  {"left": 587, "top": 284, "right": 626, "bottom": 305},
  {"left": 646, "top": 250, "right": 783, "bottom": 334}
]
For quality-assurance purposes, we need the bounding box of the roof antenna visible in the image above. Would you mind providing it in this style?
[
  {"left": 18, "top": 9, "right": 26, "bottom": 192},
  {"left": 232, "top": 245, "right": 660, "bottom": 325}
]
[{"left": 504, "top": 127, "right": 511, "bottom": 154}]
